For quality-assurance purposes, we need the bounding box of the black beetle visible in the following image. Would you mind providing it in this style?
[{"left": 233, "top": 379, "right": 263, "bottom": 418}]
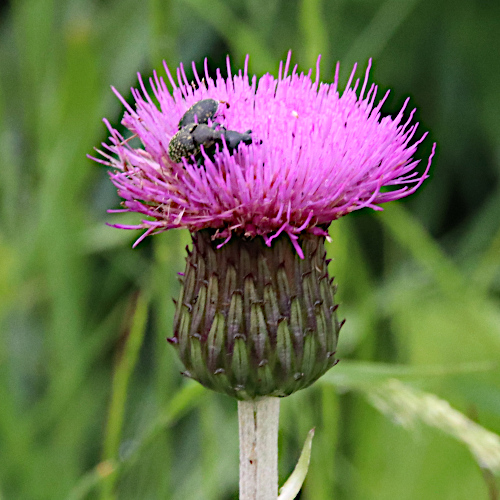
[
  {"left": 168, "top": 124, "right": 221, "bottom": 163},
  {"left": 168, "top": 123, "right": 253, "bottom": 164},
  {"left": 178, "top": 99, "right": 220, "bottom": 129}
]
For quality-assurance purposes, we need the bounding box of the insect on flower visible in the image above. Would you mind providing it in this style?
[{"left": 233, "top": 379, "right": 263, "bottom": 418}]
[
  {"left": 169, "top": 98, "right": 254, "bottom": 164},
  {"left": 178, "top": 98, "right": 221, "bottom": 128},
  {"left": 95, "top": 53, "right": 434, "bottom": 253}
]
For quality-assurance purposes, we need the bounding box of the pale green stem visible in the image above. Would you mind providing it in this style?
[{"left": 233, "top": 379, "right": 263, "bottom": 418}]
[{"left": 238, "top": 397, "right": 280, "bottom": 500}]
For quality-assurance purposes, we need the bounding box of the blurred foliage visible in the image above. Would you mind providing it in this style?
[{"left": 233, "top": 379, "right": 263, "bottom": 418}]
[{"left": 0, "top": 0, "right": 499, "bottom": 498}]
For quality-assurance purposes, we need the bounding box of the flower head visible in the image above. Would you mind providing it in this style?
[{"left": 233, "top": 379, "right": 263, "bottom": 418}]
[
  {"left": 94, "top": 53, "right": 434, "bottom": 257},
  {"left": 93, "top": 54, "right": 435, "bottom": 399}
]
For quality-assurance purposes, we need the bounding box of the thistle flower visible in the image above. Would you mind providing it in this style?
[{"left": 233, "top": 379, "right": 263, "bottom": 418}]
[{"left": 93, "top": 53, "right": 434, "bottom": 400}]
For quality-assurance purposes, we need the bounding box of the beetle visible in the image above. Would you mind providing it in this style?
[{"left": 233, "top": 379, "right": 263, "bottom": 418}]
[
  {"left": 168, "top": 123, "right": 253, "bottom": 164},
  {"left": 169, "top": 124, "right": 220, "bottom": 163},
  {"left": 178, "top": 98, "right": 221, "bottom": 129}
]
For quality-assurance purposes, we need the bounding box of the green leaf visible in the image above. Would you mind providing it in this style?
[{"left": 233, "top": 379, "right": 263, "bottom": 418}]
[
  {"left": 320, "top": 360, "right": 494, "bottom": 389},
  {"left": 100, "top": 293, "right": 149, "bottom": 500},
  {"left": 278, "top": 428, "right": 315, "bottom": 500},
  {"left": 365, "top": 379, "right": 500, "bottom": 475}
]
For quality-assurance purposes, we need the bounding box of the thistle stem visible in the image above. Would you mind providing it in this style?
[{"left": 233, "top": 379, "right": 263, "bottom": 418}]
[{"left": 238, "top": 397, "right": 280, "bottom": 500}]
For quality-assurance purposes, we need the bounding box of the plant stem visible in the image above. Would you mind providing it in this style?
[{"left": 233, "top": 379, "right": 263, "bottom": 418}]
[{"left": 238, "top": 397, "right": 280, "bottom": 500}]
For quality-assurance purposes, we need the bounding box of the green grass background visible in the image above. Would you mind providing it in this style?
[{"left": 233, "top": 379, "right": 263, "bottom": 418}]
[{"left": 1, "top": 0, "right": 500, "bottom": 498}]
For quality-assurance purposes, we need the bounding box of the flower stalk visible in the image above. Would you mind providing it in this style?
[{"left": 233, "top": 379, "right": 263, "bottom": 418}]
[
  {"left": 239, "top": 397, "right": 280, "bottom": 500},
  {"left": 93, "top": 52, "right": 435, "bottom": 499}
]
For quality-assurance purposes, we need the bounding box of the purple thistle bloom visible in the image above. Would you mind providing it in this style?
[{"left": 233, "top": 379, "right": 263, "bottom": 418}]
[
  {"left": 92, "top": 53, "right": 436, "bottom": 399},
  {"left": 93, "top": 53, "right": 434, "bottom": 258}
]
